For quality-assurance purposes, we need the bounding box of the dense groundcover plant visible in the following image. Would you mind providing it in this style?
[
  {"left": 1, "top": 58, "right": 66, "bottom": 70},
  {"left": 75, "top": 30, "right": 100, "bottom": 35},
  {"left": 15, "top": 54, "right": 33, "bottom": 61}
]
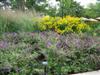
[
  {"left": 0, "top": 31, "right": 100, "bottom": 75},
  {"left": 37, "top": 16, "right": 90, "bottom": 34}
]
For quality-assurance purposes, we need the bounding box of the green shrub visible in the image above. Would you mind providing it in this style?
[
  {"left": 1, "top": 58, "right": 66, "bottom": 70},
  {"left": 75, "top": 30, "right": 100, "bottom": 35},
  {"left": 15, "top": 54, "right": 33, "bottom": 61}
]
[
  {"left": 91, "top": 22, "right": 100, "bottom": 36},
  {"left": 85, "top": 22, "right": 100, "bottom": 36},
  {"left": 37, "top": 16, "right": 90, "bottom": 34}
]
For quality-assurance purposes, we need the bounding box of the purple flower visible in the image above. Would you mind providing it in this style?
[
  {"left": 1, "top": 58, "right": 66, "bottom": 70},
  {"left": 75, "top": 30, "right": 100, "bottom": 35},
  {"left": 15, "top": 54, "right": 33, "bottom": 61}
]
[
  {"left": 47, "top": 41, "right": 52, "bottom": 48},
  {"left": 56, "top": 42, "right": 62, "bottom": 48},
  {"left": 12, "top": 32, "right": 17, "bottom": 37},
  {"left": 0, "top": 41, "right": 8, "bottom": 48}
]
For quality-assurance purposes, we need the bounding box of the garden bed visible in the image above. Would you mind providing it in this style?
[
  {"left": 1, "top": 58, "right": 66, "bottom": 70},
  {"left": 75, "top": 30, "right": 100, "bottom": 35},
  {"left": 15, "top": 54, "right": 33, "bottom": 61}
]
[{"left": 0, "top": 31, "right": 100, "bottom": 75}]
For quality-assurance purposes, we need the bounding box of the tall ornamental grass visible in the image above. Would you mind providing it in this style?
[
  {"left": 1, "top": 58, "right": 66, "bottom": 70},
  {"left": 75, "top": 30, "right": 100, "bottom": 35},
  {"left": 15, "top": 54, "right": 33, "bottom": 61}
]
[{"left": 0, "top": 10, "right": 38, "bottom": 34}]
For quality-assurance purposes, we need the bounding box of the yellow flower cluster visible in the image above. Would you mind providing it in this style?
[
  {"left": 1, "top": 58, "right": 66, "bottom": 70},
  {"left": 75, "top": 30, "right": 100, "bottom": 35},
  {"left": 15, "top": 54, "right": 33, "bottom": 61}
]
[{"left": 38, "top": 16, "right": 90, "bottom": 34}]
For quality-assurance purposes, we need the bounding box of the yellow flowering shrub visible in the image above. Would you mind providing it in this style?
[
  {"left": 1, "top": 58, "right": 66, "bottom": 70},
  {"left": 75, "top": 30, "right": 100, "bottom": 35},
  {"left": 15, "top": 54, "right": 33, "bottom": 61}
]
[
  {"left": 38, "top": 16, "right": 90, "bottom": 34},
  {"left": 39, "top": 16, "right": 55, "bottom": 30}
]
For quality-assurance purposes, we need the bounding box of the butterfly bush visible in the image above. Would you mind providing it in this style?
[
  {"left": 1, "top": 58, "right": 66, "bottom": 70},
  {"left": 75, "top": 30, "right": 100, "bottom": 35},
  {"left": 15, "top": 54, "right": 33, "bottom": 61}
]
[{"left": 38, "top": 16, "right": 90, "bottom": 34}]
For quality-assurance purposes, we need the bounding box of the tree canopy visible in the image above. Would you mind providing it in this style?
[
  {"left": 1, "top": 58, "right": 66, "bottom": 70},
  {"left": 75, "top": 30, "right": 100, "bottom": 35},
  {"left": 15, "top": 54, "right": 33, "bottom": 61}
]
[
  {"left": 84, "top": 3, "right": 100, "bottom": 18},
  {"left": 56, "top": 0, "right": 84, "bottom": 17},
  {"left": 0, "top": 0, "right": 99, "bottom": 18}
]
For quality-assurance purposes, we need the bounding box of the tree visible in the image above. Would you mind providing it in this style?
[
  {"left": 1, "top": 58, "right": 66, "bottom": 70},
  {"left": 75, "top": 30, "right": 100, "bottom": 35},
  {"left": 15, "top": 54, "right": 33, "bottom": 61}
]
[
  {"left": 10, "top": 0, "right": 47, "bottom": 11},
  {"left": 84, "top": 3, "right": 100, "bottom": 18},
  {"left": 56, "top": 0, "right": 84, "bottom": 17}
]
